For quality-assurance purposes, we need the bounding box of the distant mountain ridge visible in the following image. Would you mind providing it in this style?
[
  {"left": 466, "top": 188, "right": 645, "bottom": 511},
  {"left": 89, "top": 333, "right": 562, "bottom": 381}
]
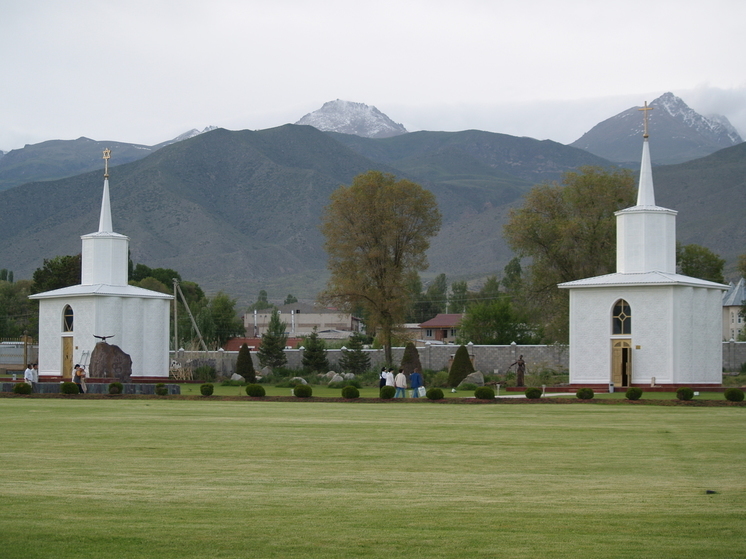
[
  {"left": 570, "top": 92, "right": 743, "bottom": 165},
  {"left": 295, "top": 100, "right": 408, "bottom": 138},
  {"left": 0, "top": 126, "right": 217, "bottom": 191}
]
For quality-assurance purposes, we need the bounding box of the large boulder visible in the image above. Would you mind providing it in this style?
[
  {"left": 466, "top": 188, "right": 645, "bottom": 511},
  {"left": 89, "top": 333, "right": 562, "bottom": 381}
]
[
  {"left": 343, "top": 373, "right": 356, "bottom": 380},
  {"left": 458, "top": 371, "right": 485, "bottom": 387},
  {"left": 329, "top": 373, "right": 344, "bottom": 384},
  {"left": 89, "top": 342, "right": 132, "bottom": 382},
  {"left": 231, "top": 373, "right": 245, "bottom": 382},
  {"left": 290, "top": 377, "right": 308, "bottom": 385}
]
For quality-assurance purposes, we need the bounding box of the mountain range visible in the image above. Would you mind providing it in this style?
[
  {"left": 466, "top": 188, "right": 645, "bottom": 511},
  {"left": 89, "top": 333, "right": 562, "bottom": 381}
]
[
  {"left": 0, "top": 97, "right": 743, "bottom": 306},
  {"left": 570, "top": 92, "right": 742, "bottom": 165}
]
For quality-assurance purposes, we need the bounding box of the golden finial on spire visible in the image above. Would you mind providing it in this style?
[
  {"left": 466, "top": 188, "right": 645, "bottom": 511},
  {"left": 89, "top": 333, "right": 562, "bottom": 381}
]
[
  {"left": 103, "top": 148, "right": 111, "bottom": 178},
  {"left": 638, "top": 101, "right": 653, "bottom": 138}
]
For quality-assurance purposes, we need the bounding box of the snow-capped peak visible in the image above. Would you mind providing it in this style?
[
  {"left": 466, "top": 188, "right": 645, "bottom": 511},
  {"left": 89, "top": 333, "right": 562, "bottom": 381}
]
[
  {"left": 295, "top": 100, "right": 407, "bottom": 138},
  {"left": 652, "top": 92, "right": 742, "bottom": 144}
]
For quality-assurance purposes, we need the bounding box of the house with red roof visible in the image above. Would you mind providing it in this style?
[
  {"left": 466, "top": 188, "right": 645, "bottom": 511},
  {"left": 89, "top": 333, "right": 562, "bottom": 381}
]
[{"left": 418, "top": 314, "right": 463, "bottom": 344}]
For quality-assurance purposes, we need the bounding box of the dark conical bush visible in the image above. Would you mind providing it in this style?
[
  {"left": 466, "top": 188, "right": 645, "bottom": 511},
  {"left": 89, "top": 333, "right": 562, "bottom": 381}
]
[
  {"left": 400, "top": 342, "right": 422, "bottom": 377},
  {"left": 447, "top": 345, "right": 474, "bottom": 388},
  {"left": 235, "top": 343, "right": 256, "bottom": 383}
]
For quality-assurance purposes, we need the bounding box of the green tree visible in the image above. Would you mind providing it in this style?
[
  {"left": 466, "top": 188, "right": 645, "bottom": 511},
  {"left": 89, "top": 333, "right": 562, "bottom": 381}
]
[
  {"left": 676, "top": 243, "right": 726, "bottom": 284},
  {"left": 248, "top": 290, "right": 273, "bottom": 312},
  {"left": 503, "top": 166, "right": 636, "bottom": 342},
  {"left": 258, "top": 309, "right": 288, "bottom": 369},
  {"left": 209, "top": 292, "right": 245, "bottom": 347},
  {"left": 399, "top": 341, "right": 422, "bottom": 377},
  {"left": 0, "top": 279, "right": 36, "bottom": 338},
  {"left": 31, "top": 254, "right": 82, "bottom": 293},
  {"left": 448, "top": 344, "right": 475, "bottom": 388},
  {"left": 320, "top": 171, "right": 442, "bottom": 365},
  {"left": 449, "top": 280, "right": 469, "bottom": 314},
  {"left": 457, "top": 295, "right": 540, "bottom": 345},
  {"left": 284, "top": 294, "right": 298, "bottom": 305},
  {"left": 339, "top": 333, "right": 371, "bottom": 376},
  {"left": 130, "top": 264, "right": 181, "bottom": 285},
  {"left": 475, "top": 276, "right": 501, "bottom": 304},
  {"left": 501, "top": 257, "right": 523, "bottom": 298},
  {"left": 235, "top": 343, "right": 256, "bottom": 383},
  {"left": 301, "top": 327, "right": 329, "bottom": 374}
]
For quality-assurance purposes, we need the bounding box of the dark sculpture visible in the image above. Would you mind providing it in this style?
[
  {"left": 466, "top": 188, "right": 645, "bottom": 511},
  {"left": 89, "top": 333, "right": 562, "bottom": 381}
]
[{"left": 90, "top": 341, "right": 132, "bottom": 382}]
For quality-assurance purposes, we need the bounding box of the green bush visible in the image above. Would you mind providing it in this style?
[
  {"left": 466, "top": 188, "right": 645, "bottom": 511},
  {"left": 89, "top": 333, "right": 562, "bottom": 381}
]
[
  {"left": 625, "top": 387, "right": 643, "bottom": 400},
  {"left": 429, "top": 370, "right": 450, "bottom": 388},
  {"left": 13, "top": 382, "right": 32, "bottom": 395},
  {"left": 576, "top": 387, "right": 594, "bottom": 400},
  {"left": 328, "top": 379, "right": 362, "bottom": 389},
  {"left": 380, "top": 386, "right": 395, "bottom": 399},
  {"left": 108, "top": 382, "right": 123, "bottom": 395},
  {"left": 235, "top": 343, "right": 256, "bottom": 383},
  {"left": 723, "top": 387, "right": 744, "bottom": 402},
  {"left": 448, "top": 344, "right": 475, "bottom": 387},
  {"left": 525, "top": 387, "right": 542, "bottom": 399},
  {"left": 459, "top": 383, "right": 478, "bottom": 391},
  {"left": 294, "top": 385, "right": 313, "bottom": 398},
  {"left": 426, "top": 387, "right": 444, "bottom": 400},
  {"left": 155, "top": 383, "right": 168, "bottom": 396},
  {"left": 200, "top": 383, "right": 214, "bottom": 396},
  {"left": 341, "top": 385, "right": 360, "bottom": 399},
  {"left": 676, "top": 387, "right": 694, "bottom": 401},
  {"left": 474, "top": 386, "right": 495, "bottom": 400},
  {"left": 195, "top": 365, "right": 217, "bottom": 382},
  {"left": 61, "top": 382, "right": 79, "bottom": 395},
  {"left": 245, "top": 384, "right": 266, "bottom": 397}
]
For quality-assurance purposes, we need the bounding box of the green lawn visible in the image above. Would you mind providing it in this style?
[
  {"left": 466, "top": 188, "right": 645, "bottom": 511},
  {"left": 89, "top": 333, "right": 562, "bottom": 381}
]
[{"left": 1, "top": 399, "right": 744, "bottom": 558}]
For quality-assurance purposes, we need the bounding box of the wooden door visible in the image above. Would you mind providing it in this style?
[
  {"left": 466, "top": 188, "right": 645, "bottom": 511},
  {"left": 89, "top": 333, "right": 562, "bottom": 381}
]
[
  {"left": 62, "top": 336, "right": 73, "bottom": 380},
  {"left": 611, "top": 340, "right": 631, "bottom": 387}
]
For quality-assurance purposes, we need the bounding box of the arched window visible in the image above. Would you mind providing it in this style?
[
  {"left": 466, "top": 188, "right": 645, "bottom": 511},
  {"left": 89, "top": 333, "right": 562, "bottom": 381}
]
[
  {"left": 612, "top": 299, "right": 631, "bottom": 335},
  {"left": 63, "top": 305, "right": 74, "bottom": 332}
]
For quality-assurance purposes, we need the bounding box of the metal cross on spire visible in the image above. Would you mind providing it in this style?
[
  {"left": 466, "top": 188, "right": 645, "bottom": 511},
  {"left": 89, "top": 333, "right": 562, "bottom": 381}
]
[
  {"left": 638, "top": 101, "right": 653, "bottom": 138},
  {"left": 103, "top": 148, "right": 112, "bottom": 178}
]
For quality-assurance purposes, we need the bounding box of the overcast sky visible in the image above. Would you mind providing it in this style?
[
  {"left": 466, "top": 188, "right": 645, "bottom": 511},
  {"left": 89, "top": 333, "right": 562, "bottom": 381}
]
[{"left": 2, "top": 0, "right": 745, "bottom": 152}]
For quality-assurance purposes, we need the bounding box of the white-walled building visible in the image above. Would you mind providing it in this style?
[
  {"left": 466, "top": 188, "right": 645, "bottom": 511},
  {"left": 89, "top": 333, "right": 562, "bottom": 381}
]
[
  {"left": 29, "top": 151, "right": 172, "bottom": 380},
  {"left": 559, "top": 112, "right": 727, "bottom": 389}
]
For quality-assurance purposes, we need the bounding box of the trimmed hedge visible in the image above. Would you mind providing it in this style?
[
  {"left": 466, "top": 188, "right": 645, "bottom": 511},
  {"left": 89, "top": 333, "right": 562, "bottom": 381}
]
[
  {"left": 474, "top": 386, "right": 495, "bottom": 400},
  {"left": 245, "top": 384, "right": 266, "bottom": 397},
  {"left": 61, "top": 382, "right": 79, "bottom": 395},
  {"left": 723, "top": 387, "right": 744, "bottom": 402},
  {"left": 13, "top": 382, "right": 32, "bottom": 395},
  {"left": 341, "top": 385, "right": 360, "bottom": 399},
  {"left": 200, "top": 383, "right": 214, "bottom": 396},
  {"left": 576, "top": 387, "right": 594, "bottom": 400},
  {"left": 108, "top": 382, "right": 123, "bottom": 395},
  {"left": 426, "top": 388, "right": 444, "bottom": 400},
  {"left": 380, "top": 386, "right": 395, "bottom": 399},
  {"left": 625, "top": 387, "right": 643, "bottom": 400},
  {"left": 676, "top": 387, "right": 694, "bottom": 401},
  {"left": 155, "top": 383, "right": 168, "bottom": 396},
  {"left": 293, "top": 385, "right": 313, "bottom": 398},
  {"left": 525, "top": 387, "right": 542, "bottom": 399}
]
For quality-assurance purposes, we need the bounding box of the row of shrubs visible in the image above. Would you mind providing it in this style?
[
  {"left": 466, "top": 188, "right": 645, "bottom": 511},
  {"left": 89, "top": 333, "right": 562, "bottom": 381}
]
[{"left": 12, "top": 382, "right": 170, "bottom": 395}]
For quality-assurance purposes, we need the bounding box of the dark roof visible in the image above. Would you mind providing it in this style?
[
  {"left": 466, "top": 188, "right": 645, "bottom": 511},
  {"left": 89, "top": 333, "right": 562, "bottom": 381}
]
[{"left": 419, "top": 314, "right": 463, "bottom": 328}]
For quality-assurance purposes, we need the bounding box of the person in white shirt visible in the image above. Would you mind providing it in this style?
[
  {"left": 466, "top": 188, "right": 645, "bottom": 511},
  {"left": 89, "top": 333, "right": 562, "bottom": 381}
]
[
  {"left": 384, "top": 368, "right": 395, "bottom": 388},
  {"left": 23, "top": 364, "right": 34, "bottom": 391},
  {"left": 394, "top": 368, "right": 407, "bottom": 398}
]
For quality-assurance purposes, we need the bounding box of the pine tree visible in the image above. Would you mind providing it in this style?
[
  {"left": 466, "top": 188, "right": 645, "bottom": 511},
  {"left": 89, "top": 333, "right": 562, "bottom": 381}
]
[
  {"left": 400, "top": 341, "right": 422, "bottom": 377},
  {"left": 339, "top": 333, "right": 371, "bottom": 376},
  {"left": 258, "top": 309, "right": 288, "bottom": 369},
  {"left": 301, "top": 327, "right": 329, "bottom": 374},
  {"left": 235, "top": 343, "right": 256, "bottom": 383},
  {"left": 448, "top": 344, "right": 475, "bottom": 387}
]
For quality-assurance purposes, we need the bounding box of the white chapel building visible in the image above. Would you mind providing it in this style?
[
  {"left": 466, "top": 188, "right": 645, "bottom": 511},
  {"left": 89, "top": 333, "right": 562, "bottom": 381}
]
[
  {"left": 559, "top": 108, "right": 727, "bottom": 390},
  {"left": 29, "top": 151, "right": 172, "bottom": 381}
]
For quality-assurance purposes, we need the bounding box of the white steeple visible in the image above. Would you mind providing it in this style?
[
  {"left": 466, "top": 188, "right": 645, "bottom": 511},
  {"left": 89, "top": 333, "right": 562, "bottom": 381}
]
[
  {"left": 80, "top": 149, "right": 130, "bottom": 286},
  {"left": 615, "top": 103, "right": 677, "bottom": 274}
]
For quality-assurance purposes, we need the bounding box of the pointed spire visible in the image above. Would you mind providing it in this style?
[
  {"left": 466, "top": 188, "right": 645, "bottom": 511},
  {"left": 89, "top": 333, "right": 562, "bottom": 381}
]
[
  {"left": 98, "top": 149, "right": 113, "bottom": 232},
  {"left": 636, "top": 102, "right": 655, "bottom": 206}
]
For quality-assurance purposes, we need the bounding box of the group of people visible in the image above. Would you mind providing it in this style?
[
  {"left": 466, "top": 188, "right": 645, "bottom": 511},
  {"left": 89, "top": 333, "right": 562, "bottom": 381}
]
[
  {"left": 379, "top": 366, "right": 424, "bottom": 398},
  {"left": 72, "top": 364, "right": 87, "bottom": 393}
]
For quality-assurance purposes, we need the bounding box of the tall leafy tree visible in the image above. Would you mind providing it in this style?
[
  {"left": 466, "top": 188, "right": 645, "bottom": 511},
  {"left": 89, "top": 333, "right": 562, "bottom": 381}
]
[
  {"left": 676, "top": 243, "right": 725, "bottom": 284},
  {"left": 457, "top": 295, "right": 540, "bottom": 345},
  {"left": 301, "top": 327, "right": 329, "bottom": 374},
  {"left": 320, "top": 171, "right": 442, "bottom": 364},
  {"left": 248, "top": 289, "right": 273, "bottom": 312},
  {"left": 449, "top": 280, "right": 469, "bottom": 314},
  {"left": 258, "top": 309, "right": 288, "bottom": 369},
  {"left": 503, "top": 166, "right": 636, "bottom": 342},
  {"left": 339, "top": 332, "right": 371, "bottom": 376},
  {"left": 31, "top": 254, "right": 82, "bottom": 293},
  {"left": 209, "top": 292, "right": 245, "bottom": 347}
]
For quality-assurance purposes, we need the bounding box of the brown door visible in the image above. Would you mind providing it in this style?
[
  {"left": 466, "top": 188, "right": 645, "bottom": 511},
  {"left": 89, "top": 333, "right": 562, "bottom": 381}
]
[
  {"left": 611, "top": 340, "right": 632, "bottom": 387},
  {"left": 62, "top": 336, "right": 73, "bottom": 380}
]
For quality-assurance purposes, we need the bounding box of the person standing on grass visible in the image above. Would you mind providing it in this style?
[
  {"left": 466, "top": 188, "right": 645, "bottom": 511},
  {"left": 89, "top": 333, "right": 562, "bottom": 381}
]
[
  {"left": 394, "top": 368, "right": 407, "bottom": 398},
  {"left": 410, "top": 368, "right": 423, "bottom": 398},
  {"left": 379, "top": 366, "right": 387, "bottom": 388},
  {"left": 385, "top": 367, "right": 395, "bottom": 389}
]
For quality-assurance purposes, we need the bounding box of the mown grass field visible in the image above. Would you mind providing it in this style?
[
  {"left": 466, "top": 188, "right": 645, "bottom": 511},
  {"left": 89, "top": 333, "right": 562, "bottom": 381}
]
[{"left": 1, "top": 399, "right": 744, "bottom": 558}]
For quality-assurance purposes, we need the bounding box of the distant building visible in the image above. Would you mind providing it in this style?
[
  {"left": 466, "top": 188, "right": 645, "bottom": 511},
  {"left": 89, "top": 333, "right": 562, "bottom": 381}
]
[
  {"left": 722, "top": 278, "right": 746, "bottom": 340},
  {"left": 418, "top": 314, "right": 463, "bottom": 344},
  {"left": 243, "top": 302, "right": 363, "bottom": 339}
]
